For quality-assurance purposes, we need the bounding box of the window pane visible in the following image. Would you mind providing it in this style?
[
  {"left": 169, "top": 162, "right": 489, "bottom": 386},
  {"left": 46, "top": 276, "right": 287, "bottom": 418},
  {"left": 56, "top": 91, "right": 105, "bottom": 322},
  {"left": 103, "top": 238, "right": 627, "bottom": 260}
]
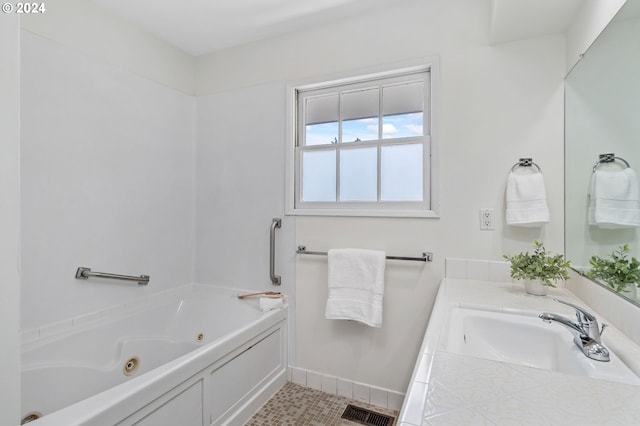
[
  {"left": 382, "top": 112, "right": 423, "bottom": 139},
  {"left": 381, "top": 144, "right": 423, "bottom": 201},
  {"left": 383, "top": 82, "right": 424, "bottom": 139},
  {"left": 342, "top": 118, "right": 379, "bottom": 143},
  {"left": 302, "top": 150, "right": 336, "bottom": 202},
  {"left": 306, "top": 122, "right": 339, "bottom": 146},
  {"left": 305, "top": 94, "right": 339, "bottom": 146},
  {"left": 340, "top": 147, "right": 377, "bottom": 201},
  {"left": 342, "top": 88, "right": 379, "bottom": 143}
]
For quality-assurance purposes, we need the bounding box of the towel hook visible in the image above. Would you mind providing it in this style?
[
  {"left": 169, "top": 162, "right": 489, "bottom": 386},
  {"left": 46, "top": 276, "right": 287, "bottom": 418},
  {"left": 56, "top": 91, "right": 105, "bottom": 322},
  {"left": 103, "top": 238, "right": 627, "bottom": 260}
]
[
  {"left": 592, "top": 153, "right": 630, "bottom": 172},
  {"left": 511, "top": 158, "right": 541, "bottom": 172}
]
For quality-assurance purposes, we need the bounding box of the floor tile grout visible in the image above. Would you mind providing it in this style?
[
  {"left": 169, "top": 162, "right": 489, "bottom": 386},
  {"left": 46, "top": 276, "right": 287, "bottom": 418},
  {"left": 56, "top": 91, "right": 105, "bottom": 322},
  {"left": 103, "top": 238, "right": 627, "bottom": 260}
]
[{"left": 245, "top": 382, "right": 398, "bottom": 426}]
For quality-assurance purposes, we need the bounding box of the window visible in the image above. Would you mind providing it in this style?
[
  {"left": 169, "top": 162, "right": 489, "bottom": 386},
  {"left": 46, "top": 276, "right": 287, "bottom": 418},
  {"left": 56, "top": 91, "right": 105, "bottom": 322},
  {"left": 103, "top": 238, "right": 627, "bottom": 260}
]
[{"left": 287, "top": 62, "right": 437, "bottom": 217}]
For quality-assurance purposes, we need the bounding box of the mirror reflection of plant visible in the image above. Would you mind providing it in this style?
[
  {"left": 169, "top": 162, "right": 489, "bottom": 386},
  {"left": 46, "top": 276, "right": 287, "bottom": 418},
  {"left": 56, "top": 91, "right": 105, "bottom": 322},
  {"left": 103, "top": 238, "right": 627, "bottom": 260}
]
[
  {"left": 503, "top": 240, "right": 571, "bottom": 287},
  {"left": 587, "top": 244, "right": 640, "bottom": 293}
]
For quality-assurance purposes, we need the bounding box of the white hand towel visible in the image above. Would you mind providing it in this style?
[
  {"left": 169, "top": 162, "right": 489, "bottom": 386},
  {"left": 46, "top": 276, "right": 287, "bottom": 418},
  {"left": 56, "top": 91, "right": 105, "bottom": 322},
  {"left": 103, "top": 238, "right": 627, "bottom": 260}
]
[
  {"left": 325, "top": 248, "right": 386, "bottom": 328},
  {"left": 588, "top": 168, "right": 640, "bottom": 228},
  {"left": 259, "top": 297, "right": 284, "bottom": 312},
  {"left": 506, "top": 172, "right": 550, "bottom": 227}
]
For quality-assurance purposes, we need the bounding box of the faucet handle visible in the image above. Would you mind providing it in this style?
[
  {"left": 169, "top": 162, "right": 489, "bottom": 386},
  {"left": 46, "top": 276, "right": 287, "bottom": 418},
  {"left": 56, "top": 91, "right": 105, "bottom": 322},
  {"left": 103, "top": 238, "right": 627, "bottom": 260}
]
[
  {"left": 553, "top": 298, "right": 596, "bottom": 323},
  {"left": 553, "top": 298, "right": 603, "bottom": 342},
  {"left": 600, "top": 323, "right": 607, "bottom": 337}
]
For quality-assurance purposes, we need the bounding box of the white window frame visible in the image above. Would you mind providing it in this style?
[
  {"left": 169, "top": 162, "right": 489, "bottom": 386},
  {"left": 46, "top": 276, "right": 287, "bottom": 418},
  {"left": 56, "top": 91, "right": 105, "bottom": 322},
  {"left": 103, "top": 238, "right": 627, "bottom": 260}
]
[{"left": 285, "top": 59, "right": 439, "bottom": 218}]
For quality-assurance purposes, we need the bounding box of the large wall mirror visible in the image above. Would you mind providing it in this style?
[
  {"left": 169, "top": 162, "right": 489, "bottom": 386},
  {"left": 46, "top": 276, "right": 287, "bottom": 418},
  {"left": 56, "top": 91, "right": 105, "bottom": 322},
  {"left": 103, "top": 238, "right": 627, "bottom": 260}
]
[{"left": 565, "top": 0, "right": 640, "bottom": 304}]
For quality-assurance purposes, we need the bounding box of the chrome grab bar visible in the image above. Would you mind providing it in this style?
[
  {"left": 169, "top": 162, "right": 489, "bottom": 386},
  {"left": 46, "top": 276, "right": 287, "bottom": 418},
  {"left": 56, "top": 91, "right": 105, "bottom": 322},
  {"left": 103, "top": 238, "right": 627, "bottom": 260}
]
[
  {"left": 75, "top": 267, "right": 150, "bottom": 286},
  {"left": 270, "top": 218, "right": 282, "bottom": 285}
]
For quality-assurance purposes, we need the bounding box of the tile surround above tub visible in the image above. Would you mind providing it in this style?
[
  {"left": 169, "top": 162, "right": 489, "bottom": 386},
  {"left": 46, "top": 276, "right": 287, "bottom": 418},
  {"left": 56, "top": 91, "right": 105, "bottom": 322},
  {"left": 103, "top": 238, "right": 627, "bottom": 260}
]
[
  {"left": 445, "top": 258, "right": 512, "bottom": 283},
  {"left": 20, "top": 284, "right": 251, "bottom": 345},
  {"left": 21, "top": 285, "right": 186, "bottom": 344}
]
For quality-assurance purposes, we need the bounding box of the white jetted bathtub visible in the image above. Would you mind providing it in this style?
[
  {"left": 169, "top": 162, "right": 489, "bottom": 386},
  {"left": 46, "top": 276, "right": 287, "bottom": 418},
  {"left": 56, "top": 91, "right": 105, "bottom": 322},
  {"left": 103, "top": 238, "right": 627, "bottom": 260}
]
[{"left": 20, "top": 284, "right": 287, "bottom": 426}]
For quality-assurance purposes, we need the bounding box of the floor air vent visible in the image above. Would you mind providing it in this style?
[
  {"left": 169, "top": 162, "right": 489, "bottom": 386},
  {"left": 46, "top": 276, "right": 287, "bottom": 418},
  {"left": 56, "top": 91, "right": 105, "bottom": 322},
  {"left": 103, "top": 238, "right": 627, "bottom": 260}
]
[{"left": 341, "top": 404, "right": 394, "bottom": 426}]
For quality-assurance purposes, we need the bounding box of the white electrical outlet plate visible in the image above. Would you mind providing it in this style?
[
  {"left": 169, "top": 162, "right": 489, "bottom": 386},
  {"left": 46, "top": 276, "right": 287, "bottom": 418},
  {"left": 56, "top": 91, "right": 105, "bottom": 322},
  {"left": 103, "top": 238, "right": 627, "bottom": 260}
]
[{"left": 479, "top": 208, "right": 494, "bottom": 230}]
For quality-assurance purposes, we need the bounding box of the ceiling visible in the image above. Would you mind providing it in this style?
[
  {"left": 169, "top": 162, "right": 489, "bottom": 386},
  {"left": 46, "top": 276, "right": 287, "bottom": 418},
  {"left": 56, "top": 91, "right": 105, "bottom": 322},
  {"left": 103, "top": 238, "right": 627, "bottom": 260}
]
[
  {"left": 489, "top": 0, "right": 585, "bottom": 44},
  {"left": 90, "top": 0, "right": 586, "bottom": 57},
  {"left": 90, "top": 0, "right": 406, "bottom": 56}
]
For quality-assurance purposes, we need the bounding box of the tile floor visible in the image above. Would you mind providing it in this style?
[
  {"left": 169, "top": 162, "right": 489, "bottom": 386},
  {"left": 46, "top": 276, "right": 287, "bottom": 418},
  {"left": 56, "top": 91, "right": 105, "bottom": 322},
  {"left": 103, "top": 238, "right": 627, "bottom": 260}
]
[{"left": 245, "top": 382, "right": 399, "bottom": 426}]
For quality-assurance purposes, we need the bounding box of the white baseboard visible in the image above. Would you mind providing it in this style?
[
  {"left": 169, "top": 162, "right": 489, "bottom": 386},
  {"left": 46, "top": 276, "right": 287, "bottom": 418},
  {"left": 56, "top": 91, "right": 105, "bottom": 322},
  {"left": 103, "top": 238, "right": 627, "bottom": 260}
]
[{"left": 287, "top": 366, "right": 404, "bottom": 412}]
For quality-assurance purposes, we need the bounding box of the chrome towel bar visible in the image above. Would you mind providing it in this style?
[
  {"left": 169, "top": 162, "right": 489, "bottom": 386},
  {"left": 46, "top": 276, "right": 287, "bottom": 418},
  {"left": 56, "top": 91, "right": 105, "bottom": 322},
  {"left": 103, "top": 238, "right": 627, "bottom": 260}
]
[
  {"left": 296, "top": 245, "right": 433, "bottom": 262},
  {"left": 75, "top": 267, "right": 150, "bottom": 286}
]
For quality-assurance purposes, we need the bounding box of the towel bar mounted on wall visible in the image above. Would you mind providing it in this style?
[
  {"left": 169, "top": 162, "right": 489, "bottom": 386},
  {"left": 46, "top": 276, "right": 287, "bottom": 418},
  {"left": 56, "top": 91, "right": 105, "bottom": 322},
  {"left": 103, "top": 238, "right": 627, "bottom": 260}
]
[
  {"left": 75, "top": 267, "right": 150, "bottom": 286},
  {"left": 511, "top": 158, "right": 541, "bottom": 172},
  {"left": 592, "top": 153, "right": 630, "bottom": 172},
  {"left": 296, "top": 246, "right": 433, "bottom": 262}
]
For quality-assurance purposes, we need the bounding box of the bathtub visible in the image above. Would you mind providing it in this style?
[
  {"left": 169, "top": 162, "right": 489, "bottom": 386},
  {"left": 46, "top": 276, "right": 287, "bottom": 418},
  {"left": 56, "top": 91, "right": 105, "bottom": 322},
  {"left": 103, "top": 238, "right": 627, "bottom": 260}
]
[{"left": 20, "top": 284, "right": 288, "bottom": 426}]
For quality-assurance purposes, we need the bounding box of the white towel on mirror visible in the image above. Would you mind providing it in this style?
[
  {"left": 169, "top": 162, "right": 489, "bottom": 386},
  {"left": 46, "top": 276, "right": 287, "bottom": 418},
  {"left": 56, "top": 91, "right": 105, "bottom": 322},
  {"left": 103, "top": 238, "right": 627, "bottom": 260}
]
[
  {"left": 505, "top": 171, "right": 550, "bottom": 227},
  {"left": 588, "top": 168, "right": 640, "bottom": 228},
  {"left": 325, "top": 248, "right": 386, "bottom": 328}
]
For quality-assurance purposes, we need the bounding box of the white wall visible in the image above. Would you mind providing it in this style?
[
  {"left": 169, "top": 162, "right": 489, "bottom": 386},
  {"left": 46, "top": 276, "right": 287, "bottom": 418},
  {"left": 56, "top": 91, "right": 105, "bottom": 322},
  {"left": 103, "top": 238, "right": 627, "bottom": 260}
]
[
  {"left": 20, "top": 31, "right": 195, "bottom": 329},
  {"left": 0, "top": 14, "right": 22, "bottom": 426},
  {"left": 195, "top": 82, "right": 297, "bottom": 361},
  {"left": 565, "top": 0, "right": 627, "bottom": 73},
  {"left": 195, "top": 0, "right": 566, "bottom": 392},
  {"left": 21, "top": 0, "right": 195, "bottom": 95}
]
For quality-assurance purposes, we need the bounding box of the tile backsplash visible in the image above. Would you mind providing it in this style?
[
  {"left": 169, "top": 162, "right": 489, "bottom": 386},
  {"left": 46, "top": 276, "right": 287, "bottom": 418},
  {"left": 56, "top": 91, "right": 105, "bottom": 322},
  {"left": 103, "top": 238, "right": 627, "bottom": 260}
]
[{"left": 445, "top": 258, "right": 512, "bottom": 283}]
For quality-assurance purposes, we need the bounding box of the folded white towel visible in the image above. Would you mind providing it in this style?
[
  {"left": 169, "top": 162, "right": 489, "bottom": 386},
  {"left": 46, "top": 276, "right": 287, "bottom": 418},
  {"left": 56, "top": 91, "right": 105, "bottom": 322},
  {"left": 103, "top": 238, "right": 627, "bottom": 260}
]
[
  {"left": 588, "top": 168, "right": 640, "bottom": 228},
  {"left": 505, "top": 171, "right": 550, "bottom": 227},
  {"left": 259, "top": 297, "right": 283, "bottom": 312},
  {"left": 325, "top": 248, "right": 385, "bottom": 328}
]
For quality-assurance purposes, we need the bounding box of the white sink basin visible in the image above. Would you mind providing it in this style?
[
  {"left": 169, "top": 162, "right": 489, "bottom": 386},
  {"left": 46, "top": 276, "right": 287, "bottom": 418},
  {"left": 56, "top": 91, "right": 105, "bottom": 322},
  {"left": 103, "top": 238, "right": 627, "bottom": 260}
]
[{"left": 441, "top": 307, "right": 640, "bottom": 386}]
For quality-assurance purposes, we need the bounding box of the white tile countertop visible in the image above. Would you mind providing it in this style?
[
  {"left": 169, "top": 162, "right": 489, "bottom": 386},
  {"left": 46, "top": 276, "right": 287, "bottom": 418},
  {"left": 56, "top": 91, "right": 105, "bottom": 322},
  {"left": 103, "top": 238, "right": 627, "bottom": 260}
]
[{"left": 398, "top": 278, "right": 640, "bottom": 426}]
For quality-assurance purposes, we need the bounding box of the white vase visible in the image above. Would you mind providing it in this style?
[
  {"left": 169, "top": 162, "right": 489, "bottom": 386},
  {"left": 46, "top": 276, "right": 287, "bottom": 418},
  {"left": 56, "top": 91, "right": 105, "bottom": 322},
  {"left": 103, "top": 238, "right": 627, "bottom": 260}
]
[{"left": 524, "top": 279, "right": 548, "bottom": 296}]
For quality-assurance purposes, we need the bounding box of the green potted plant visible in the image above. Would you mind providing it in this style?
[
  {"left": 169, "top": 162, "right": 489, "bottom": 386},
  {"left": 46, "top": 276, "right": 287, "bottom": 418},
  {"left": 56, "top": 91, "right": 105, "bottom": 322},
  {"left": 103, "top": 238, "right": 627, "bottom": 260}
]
[
  {"left": 587, "top": 244, "right": 640, "bottom": 300},
  {"left": 503, "top": 240, "right": 571, "bottom": 295}
]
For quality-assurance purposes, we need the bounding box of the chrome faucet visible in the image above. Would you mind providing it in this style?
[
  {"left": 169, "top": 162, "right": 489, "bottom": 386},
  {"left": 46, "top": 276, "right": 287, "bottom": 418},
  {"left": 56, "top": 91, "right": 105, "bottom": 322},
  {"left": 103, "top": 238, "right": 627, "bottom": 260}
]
[{"left": 539, "top": 299, "right": 610, "bottom": 362}]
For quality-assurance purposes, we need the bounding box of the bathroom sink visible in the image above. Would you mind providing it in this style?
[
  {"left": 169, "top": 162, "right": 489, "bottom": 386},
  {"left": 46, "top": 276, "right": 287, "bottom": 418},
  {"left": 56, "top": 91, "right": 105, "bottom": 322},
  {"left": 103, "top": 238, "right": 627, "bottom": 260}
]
[{"left": 441, "top": 307, "right": 640, "bottom": 385}]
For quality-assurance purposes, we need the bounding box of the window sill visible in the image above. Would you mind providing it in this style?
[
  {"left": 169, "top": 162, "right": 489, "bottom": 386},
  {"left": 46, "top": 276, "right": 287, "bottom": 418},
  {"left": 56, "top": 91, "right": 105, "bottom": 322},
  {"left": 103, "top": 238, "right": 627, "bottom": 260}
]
[{"left": 286, "top": 208, "right": 440, "bottom": 219}]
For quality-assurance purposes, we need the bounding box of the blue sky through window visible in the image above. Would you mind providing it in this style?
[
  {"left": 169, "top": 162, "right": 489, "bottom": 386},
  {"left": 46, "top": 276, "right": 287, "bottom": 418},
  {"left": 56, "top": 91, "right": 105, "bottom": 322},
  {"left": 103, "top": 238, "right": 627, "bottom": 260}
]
[
  {"left": 305, "top": 122, "right": 338, "bottom": 146},
  {"left": 306, "top": 112, "right": 422, "bottom": 146},
  {"left": 382, "top": 112, "right": 423, "bottom": 139},
  {"left": 342, "top": 118, "right": 378, "bottom": 142}
]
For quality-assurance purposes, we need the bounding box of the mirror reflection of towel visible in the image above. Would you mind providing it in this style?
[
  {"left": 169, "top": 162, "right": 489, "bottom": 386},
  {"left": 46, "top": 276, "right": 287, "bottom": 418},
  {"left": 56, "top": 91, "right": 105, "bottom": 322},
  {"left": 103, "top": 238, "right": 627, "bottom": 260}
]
[
  {"left": 588, "top": 168, "right": 640, "bottom": 229},
  {"left": 506, "top": 172, "right": 550, "bottom": 227}
]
